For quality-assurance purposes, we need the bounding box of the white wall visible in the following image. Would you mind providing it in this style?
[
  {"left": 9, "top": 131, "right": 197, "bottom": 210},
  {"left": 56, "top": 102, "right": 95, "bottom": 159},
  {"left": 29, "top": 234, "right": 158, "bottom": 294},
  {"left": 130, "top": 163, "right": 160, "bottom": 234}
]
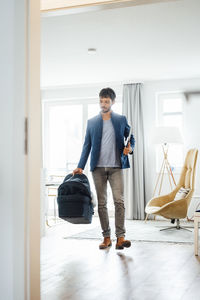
[
  {"left": 143, "top": 77, "right": 200, "bottom": 216},
  {"left": 41, "top": 82, "right": 123, "bottom": 100}
]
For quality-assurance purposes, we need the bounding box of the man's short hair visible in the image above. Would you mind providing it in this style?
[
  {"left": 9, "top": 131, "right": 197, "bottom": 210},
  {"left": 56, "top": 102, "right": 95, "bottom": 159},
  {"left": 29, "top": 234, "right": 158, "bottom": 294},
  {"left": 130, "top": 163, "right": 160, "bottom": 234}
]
[{"left": 99, "top": 87, "right": 116, "bottom": 102}]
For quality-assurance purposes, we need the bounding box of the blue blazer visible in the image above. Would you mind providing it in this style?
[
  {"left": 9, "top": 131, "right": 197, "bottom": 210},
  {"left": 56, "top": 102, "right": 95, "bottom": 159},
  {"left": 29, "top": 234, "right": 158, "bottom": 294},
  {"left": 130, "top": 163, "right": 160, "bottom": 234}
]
[{"left": 78, "top": 112, "right": 135, "bottom": 171}]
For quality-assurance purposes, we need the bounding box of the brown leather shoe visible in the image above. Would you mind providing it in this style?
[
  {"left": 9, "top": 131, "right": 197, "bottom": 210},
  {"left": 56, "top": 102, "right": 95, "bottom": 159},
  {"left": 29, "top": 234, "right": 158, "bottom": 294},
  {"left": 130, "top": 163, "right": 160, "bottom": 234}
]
[
  {"left": 99, "top": 237, "right": 112, "bottom": 249},
  {"left": 116, "top": 237, "right": 131, "bottom": 250}
]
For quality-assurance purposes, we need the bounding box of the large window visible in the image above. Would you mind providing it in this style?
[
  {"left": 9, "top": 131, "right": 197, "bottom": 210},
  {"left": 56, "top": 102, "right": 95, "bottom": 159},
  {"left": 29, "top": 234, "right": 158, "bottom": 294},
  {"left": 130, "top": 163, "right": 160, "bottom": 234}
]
[
  {"left": 156, "top": 92, "right": 184, "bottom": 173},
  {"left": 48, "top": 104, "right": 83, "bottom": 170},
  {"left": 43, "top": 99, "right": 122, "bottom": 170}
]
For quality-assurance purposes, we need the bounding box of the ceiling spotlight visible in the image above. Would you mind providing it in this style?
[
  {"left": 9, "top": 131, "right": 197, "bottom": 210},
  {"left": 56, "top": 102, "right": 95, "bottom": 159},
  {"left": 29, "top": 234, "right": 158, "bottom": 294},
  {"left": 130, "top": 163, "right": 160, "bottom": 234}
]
[{"left": 88, "top": 48, "right": 97, "bottom": 54}]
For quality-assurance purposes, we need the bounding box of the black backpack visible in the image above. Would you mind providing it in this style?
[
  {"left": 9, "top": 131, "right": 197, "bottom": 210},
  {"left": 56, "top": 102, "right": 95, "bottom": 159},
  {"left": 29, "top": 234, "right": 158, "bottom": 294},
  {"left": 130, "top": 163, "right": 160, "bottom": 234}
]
[{"left": 57, "top": 173, "right": 94, "bottom": 224}]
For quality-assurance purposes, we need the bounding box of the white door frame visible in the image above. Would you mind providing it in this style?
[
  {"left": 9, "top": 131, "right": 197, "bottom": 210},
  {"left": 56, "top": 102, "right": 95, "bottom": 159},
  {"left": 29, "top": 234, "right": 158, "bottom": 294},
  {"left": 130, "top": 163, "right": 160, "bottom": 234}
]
[{"left": 26, "top": 0, "right": 41, "bottom": 299}]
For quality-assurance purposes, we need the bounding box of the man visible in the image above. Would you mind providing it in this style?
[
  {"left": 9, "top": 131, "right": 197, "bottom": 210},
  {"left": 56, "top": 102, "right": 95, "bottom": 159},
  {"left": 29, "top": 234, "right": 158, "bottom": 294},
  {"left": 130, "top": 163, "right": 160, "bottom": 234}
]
[{"left": 73, "top": 87, "right": 135, "bottom": 250}]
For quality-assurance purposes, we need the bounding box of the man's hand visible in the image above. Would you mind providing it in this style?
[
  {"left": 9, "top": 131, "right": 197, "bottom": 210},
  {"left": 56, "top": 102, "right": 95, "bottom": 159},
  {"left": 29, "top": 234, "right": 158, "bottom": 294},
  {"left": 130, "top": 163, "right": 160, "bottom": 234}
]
[
  {"left": 123, "top": 142, "right": 132, "bottom": 156},
  {"left": 73, "top": 168, "right": 83, "bottom": 175}
]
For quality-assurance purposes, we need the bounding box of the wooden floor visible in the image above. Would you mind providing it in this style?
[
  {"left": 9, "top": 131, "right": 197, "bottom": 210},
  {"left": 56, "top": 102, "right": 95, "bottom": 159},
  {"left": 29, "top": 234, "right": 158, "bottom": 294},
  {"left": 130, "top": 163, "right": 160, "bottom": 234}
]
[{"left": 41, "top": 225, "right": 200, "bottom": 300}]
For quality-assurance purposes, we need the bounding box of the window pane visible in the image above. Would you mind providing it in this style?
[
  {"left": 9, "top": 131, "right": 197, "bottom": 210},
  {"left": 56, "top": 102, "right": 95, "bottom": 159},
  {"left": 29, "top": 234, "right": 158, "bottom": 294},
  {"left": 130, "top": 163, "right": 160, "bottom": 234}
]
[
  {"left": 48, "top": 105, "right": 82, "bottom": 171},
  {"left": 168, "top": 145, "right": 183, "bottom": 168},
  {"left": 156, "top": 94, "right": 184, "bottom": 174},
  {"left": 163, "top": 98, "right": 182, "bottom": 113},
  {"left": 163, "top": 114, "right": 182, "bottom": 130},
  {"left": 156, "top": 144, "right": 183, "bottom": 172},
  {"left": 88, "top": 103, "right": 99, "bottom": 118},
  {"left": 113, "top": 102, "right": 122, "bottom": 114}
]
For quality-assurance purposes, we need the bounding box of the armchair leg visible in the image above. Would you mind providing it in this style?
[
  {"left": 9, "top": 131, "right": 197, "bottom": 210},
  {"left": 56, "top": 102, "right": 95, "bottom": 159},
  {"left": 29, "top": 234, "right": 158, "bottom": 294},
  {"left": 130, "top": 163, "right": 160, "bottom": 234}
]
[
  {"left": 159, "top": 219, "right": 192, "bottom": 232},
  {"left": 145, "top": 214, "right": 156, "bottom": 222},
  {"left": 145, "top": 213, "right": 149, "bottom": 222}
]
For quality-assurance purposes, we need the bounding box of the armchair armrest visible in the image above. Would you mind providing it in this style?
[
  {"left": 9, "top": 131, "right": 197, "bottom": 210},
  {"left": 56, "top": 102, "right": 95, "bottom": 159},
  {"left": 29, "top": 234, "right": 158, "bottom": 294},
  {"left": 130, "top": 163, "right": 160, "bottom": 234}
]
[
  {"left": 154, "top": 190, "right": 194, "bottom": 218},
  {"left": 148, "top": 190, "right": 177, "bottom": 207}
]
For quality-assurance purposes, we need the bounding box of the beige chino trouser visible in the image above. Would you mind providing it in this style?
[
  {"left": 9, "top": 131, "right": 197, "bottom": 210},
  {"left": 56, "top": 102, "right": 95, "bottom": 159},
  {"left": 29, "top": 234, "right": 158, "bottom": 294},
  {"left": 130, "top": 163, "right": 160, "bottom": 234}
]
[{"left": 92, "top": 167, "right": 125, "bottom": 238}]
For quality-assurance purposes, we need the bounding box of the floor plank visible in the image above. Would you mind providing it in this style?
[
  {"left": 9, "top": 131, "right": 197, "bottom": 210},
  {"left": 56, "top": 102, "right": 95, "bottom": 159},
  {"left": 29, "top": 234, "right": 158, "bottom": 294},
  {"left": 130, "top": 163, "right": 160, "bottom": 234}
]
[{"left": 41, "top": 221, "right": 200, "bottom": 300}]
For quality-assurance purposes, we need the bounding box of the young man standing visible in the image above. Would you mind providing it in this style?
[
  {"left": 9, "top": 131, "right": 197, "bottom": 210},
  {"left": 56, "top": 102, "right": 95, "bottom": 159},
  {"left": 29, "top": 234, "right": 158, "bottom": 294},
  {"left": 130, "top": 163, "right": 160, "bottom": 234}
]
[{"left": 73, "top": 88, "right": 135, "bottom": 250}]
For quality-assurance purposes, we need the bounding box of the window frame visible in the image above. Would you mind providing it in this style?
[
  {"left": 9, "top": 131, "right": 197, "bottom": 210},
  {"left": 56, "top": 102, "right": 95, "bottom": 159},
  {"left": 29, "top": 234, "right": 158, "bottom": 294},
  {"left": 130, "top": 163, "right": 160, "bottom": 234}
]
[
  {"left": 42, "top": 96, "right": 122, "bottom": 170},
  {"left": 155, "top": 91, "right": 185, "bottom": 174},
  {"left": 42, "top": 97, "right": 97, "bottom": 170}
]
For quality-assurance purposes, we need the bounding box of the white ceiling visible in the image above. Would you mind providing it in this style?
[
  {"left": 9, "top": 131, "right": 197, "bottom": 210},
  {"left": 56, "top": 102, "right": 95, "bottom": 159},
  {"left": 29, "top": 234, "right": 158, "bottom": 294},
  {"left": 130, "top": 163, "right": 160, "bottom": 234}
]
[{"left": 41, "top": 0, "right": 200, "bottom": 87}]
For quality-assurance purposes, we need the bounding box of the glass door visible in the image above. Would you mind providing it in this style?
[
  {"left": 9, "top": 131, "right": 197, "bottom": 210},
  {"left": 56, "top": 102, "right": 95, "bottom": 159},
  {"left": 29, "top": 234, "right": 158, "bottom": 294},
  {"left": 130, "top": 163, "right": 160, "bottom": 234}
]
[{"left": 43, "top": 103, "right": 83, "bottom": 222}]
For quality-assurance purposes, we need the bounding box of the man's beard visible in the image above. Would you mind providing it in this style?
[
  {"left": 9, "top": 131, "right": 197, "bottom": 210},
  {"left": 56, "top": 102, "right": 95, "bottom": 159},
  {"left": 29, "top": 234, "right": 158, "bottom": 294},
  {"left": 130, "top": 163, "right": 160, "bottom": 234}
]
[{"left": 101, "top": 107, "right": 111, "bottom": 113}]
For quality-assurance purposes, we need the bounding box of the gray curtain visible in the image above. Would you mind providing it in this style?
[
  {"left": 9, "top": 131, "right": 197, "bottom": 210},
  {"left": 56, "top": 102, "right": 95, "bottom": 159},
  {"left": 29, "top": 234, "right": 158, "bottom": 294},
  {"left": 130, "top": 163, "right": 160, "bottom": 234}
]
[{"left": 122, "top": 83, "right": 146, "bottom": 220}]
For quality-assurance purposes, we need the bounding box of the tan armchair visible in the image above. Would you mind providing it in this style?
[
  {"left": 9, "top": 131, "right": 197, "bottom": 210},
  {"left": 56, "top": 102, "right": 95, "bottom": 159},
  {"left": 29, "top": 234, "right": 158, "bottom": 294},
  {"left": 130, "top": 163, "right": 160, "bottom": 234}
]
[{"left": 145, "top": 149, "right": 198, "bottom": 230}]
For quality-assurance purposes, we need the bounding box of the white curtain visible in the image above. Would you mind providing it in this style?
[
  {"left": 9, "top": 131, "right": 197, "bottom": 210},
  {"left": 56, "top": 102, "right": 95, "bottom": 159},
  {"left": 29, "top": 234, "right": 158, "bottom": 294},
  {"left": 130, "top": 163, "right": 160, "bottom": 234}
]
[{"left": 122, "top": 83, "right": 146, "bottom": 220}]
